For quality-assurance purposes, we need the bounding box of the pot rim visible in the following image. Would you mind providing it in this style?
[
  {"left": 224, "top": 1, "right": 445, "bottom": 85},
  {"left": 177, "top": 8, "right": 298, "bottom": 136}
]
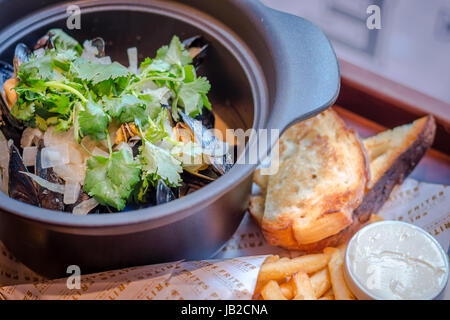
[{"left": 0, "top": 0, "right": 271, "bottom": 232}]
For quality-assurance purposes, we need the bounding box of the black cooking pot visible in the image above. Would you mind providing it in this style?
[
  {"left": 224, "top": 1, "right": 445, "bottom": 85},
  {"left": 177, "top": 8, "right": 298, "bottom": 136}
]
[{"left": 0, "top": 0, "right": 339, "bottom": 278}]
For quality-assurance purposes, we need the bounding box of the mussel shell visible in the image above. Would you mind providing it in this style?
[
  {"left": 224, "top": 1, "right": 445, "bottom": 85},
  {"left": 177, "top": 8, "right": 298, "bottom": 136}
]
[
  {"left": 36, "top": 140, "right": 64, "bottom": 211},
  {"left": 179, "top": 110, "right": 233, "bottom": 175},
  {"left": 65, "top": 191, "right": 90, "bottom": 213},
  {"left": 13, "top": 43, "right": 31, "bottom": 76},
  {"left": 183, "top": 36, "right": 208, "bottom": 68},
  {"left": 8, "top": 144, "right": 39, "bottom": 206},
  {"left": 194, "top": 106, "right": 215, "bottom": 130},
  {"left": 0, "top": 96, "right": 23, "bottom": 146},
  {"left": 90, "top": 37, "right": 106, "bottom": 58},
  {"left": 33, "top": 34, "right": 54, "bottom": 51},
  {"left": 0, "top": 61, "right": 14, "bottom": 94},
  {"left": 156, "top": 180, "right": 177, "bottom": 205}
]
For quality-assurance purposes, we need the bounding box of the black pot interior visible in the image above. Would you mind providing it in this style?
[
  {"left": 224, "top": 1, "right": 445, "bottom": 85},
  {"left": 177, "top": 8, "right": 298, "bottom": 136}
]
[{"left": 0, "top": 8, "right": 255, "bottom": 139}]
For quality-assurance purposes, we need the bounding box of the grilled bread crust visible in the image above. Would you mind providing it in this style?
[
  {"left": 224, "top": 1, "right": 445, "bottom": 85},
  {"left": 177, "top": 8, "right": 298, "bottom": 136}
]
[
  {"left": 250, "top": 114, "right": 436, "bottom": 253},
  {"left": 260, "top": 109, "right": 369, "bottom": 250},
  {"left": 353, "top": 115, "right": 436, "bottom": 224}
]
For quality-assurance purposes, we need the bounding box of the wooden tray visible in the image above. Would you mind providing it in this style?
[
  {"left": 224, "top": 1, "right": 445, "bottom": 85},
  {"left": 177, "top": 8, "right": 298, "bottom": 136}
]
[{"left": 334, "top": 60, "right": 450, "bottom": 185}]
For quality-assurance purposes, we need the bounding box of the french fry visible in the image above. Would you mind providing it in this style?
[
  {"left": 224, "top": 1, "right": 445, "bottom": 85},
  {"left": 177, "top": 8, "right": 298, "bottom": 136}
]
[
  {"left": 261, "top": 280, "right": 288, "bottom": 300},
  {"left": 318, "top": 295, "right": 335, "bottom": 300},
  {"left": 265, "top": 255, "right": 280, "bottom": 264},
  {"left": 279, "top": 281, "right": 294, "bottom": 300},
  {"left": 253, "top": 255, "right": 280, "bottom": 296},
  {"left": 290, "top": 271, "right": 316, "bottom": 300},
  {"left": 310, "top": 268, "right": 331, "bottom": 298},
  {"left": 323, "top": 288, "right": 334, "bottom": 296},
  {"left": 258, "top": 253, "right": 331, "bottom": 282},
  {"left": 369, "top": 214, "right": 384, "bottom": 224},
  {"left": 324, "top": 247, "right": 355, "bottom": 300}
]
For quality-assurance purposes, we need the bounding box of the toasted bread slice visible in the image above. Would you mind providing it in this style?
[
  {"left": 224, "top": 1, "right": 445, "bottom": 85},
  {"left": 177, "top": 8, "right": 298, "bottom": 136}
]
[
  {"left": 250, "top": 113, "right": 436, "bottom": 253},
  {"left": 253, "top": 168, "right": 269, "bottom": 194},
  {"left": 353, "top": 115, "right": 436, "bottom": 224},
  {"left": 249, "top": 195, "right": 265, "bottom": 226},
  {"left": 260, "top": 109, "right": 369, "bottom": 249},
  {"left": 298, "top": 115, "right": 436, "bottom": 252}
]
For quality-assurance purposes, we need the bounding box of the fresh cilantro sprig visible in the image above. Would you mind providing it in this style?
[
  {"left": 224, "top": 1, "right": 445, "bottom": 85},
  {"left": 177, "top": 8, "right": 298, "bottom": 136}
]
[
  {"left": 9, "top": 31, "right": 214, "bottom": 211},
  {"left": 84, "top": 147, "right": 141, "bottom": 210}
]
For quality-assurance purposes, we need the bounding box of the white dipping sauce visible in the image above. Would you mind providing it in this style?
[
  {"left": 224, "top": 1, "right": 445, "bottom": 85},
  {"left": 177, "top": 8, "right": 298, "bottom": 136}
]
[{"left": 345, "top": 221, "right": 448, "bottom": 300}]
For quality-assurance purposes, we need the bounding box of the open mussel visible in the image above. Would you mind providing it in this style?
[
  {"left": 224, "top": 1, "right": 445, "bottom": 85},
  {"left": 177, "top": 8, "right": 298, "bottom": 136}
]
[
  {"left": 179, "top": 111, "right": 233, "bottom": 176},
  {"left": 35, "top": 140, "right": 64, "bottom": 211},
  {"left": 183, "top": 36, "right": 208, "bottom": 69},
  {"left": 0, "top": 45, "right": 29, "bottom": 146},
  {"left": 34, "top": 34, "right": 54, "bottom": 51},
  {"left": 8, "top": 144, "right": 39, "bottom": 206}
]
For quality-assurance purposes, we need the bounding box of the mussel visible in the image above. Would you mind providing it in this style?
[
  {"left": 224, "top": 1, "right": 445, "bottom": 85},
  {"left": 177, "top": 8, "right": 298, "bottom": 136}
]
[
  {"left": 13, "top": 43, "right": 31, "bottom": 76},
  {"left": 179, "top": 111, "right": 233, "bottom": 175},
  {"left": 156, "top": 179, "right": 177, "bottom": 205},
  {"left": 90, "top": 37, "right": 106, "bottom": 58},
  {"left": 65, "top": 190, "right": 90, "bottom": 213},
  {"left": 0, "top": 65, "right": 22, "bottom": 147},
  {"left": 0, "top": 44, "right": 31, "bottom": 146},
  {"left": 0, "top": 61, "right": 13, "bottom": 94},
  {"left": 183, "top": 36, "right": 209, "bottom": 69},
  {"left": 34, "top": 34, "right": 54, "bottom": 51},
  {"left": 35, "top": 140, "right": 64, "bottom": 211},
  {"left": 195, "top": 107, "right": 215, "bottom": 130},
  {"left": 8, "top": 144, "right": 39, "bottom": 206}
]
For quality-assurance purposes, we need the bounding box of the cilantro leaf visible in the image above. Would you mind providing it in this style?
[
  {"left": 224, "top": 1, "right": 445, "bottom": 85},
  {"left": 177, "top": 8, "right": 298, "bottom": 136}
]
[
  {"left": 140, "top": 141, "right": 182, "bottom": 187},
  {"left": 48, "top": 28, "right": 83, "bottom": 55},
  {"left": 84, "top": 148, "right": 141, "bottom": 210},
  {"left": 103, "top": 94, "right": 152, "bottom": 128},
  {"left": 156, "top": 35, "right": 192, "bottom": 67},
  {"left": 145, "top": 109, "right": 170, "bottom": 144},
  {"left": 178, "top": 77, "right": 211, "bottom": 116},
  {"left": 45, "top": 93, "right": 71, "bottom": 115},
  {"left": 72, "top": 59, "right": 129, "bottom": 84},
  {"left": 78, "top": 100, "right": 110, "bottom": 140},
  {"left": 11, "top": 101, "right": 35, "bottom": 121},
  {"left": 18, "top": 54, "right": 55, "bottom": 81}
]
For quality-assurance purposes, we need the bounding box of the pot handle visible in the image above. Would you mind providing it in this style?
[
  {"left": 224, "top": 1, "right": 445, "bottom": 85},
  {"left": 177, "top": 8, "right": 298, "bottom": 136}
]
[{"left": 256, "top": 2, "right": 340, "bottom": 133}]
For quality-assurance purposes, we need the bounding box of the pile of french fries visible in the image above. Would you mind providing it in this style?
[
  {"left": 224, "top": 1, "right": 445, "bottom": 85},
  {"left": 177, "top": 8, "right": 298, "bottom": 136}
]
[{"left": 253, "top": 214, "right": 384, "bottom": 300}]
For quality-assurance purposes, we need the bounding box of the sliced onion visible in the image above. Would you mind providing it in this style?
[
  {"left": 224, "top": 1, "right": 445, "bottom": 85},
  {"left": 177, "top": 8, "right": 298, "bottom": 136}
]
[
  {"left": 127, "top": 47, "right": 138, "bottom": 74},
  {"left": 20, "top": 171, "right": 65, "bottom": 194},
  {"left": 33, "top": 48, "right": 45, "bottom": 58},
  {"left": 53, "top": 164, "right": 85, "bottom": 184},
  {"left": 21, "top": 127, "right": 42, "bottom": 148},
  {"left": 97, "top": 56, "right": 112, "bottom": 65},
  {"left": 115, "top": 142, "right": 132, "bottom": 155},
  {"left": 22, "top": 146, "right": 37, "bottom": 167},
  {"left": 81, "top": 40, "right": 99, "bottom": 61},
  {"left": 41, "top": 144, "right": 70, "bottom": 169},
  {"left": 92, "top": 147, "right": 110, "bottom": 158},
  {"left": 64, "top": 180, "right": 81, "bottom": 205},
  {"left": 69, "top": 144, "right": 84, "bottom": 165},
  {"left": 73, "top": 198, "right": 99, "bottom": 215},
  {"left": 43, "top": 126, "right": 55, "bottom": 147}
]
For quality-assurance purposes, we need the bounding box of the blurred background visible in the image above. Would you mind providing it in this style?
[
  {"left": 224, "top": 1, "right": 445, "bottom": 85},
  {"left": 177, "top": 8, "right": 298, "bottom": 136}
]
[{"left": 261, "top": 0, "right": 450, "bottom": 104}]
